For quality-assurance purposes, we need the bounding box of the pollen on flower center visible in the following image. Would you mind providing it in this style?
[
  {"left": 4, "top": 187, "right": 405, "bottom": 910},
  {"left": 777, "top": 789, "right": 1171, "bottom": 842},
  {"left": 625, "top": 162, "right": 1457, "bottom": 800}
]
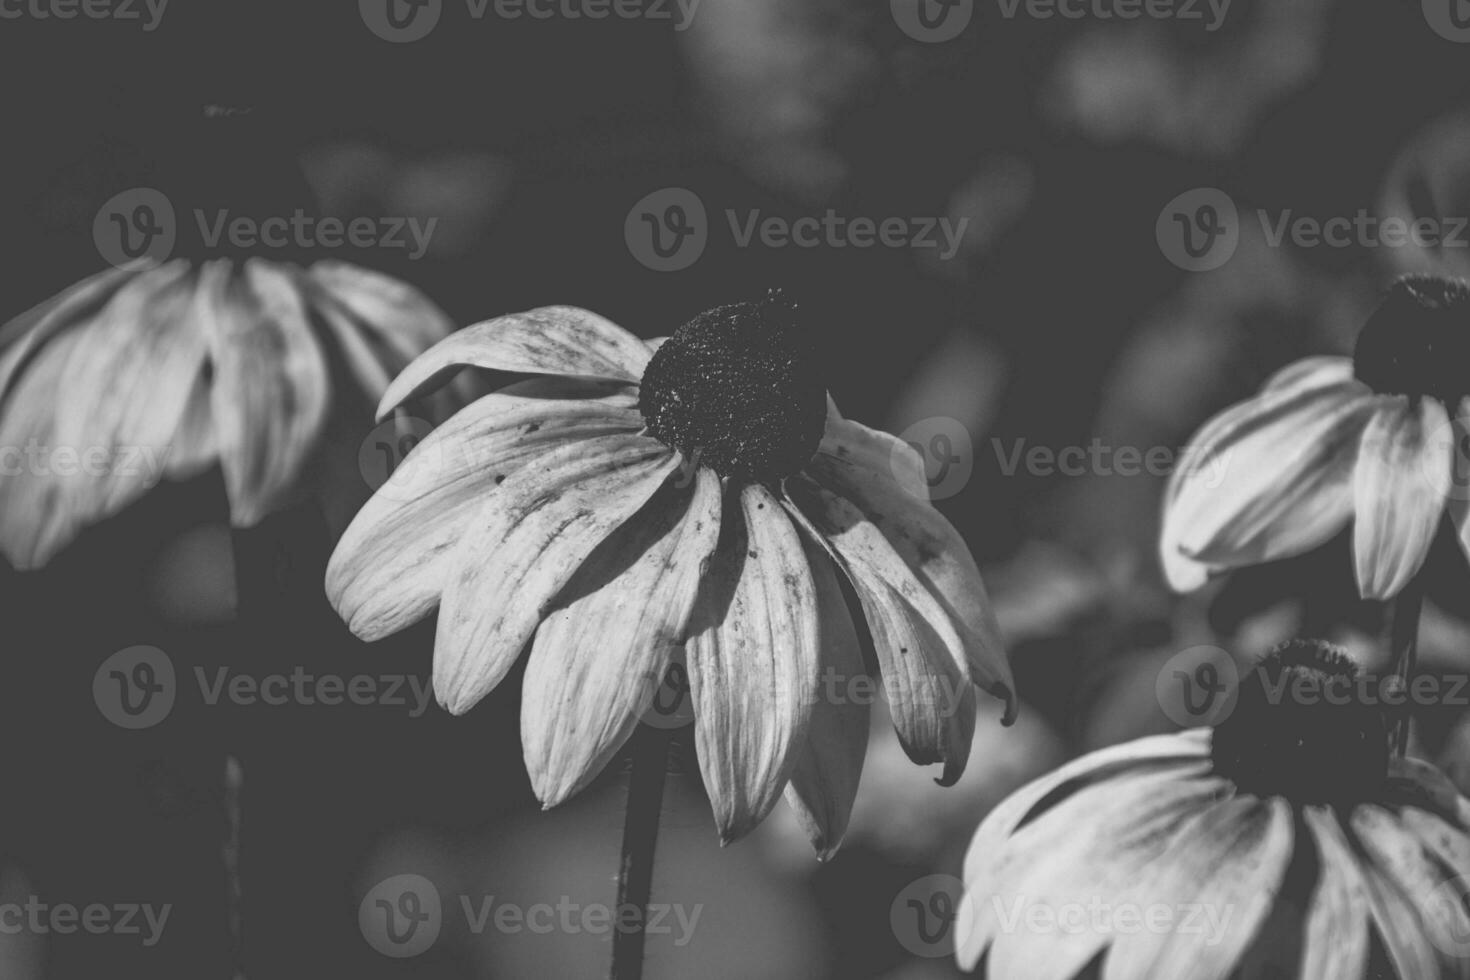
[
  {"left": 1210, "top": 639, "right": 1387, "bottom": 806},
  {"left": 1353, "top": 275, "right": 1470, "bottom": 402},
  {"left": 639, "top": 290, "right": 828, "bottom": 481}
]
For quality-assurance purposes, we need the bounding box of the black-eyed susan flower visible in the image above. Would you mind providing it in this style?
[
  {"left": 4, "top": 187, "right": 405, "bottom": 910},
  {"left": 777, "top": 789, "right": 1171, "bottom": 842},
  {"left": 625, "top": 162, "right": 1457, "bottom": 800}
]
[
  {"left": 326, "top": 291, "right": 1016, "bottom": 849},
  {"left": 957, "top": 639, "right": 1470, "bottom": 980},
  {"left": 1162, "top": 275, "right": 1470, "bottom": 600},
  {"left": 0, "top": 257, "right": 458, "bottom": 570}
]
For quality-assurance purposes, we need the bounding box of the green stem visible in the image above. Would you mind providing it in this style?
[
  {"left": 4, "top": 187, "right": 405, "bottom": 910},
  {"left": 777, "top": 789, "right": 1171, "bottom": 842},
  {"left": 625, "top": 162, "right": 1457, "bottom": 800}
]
[
  {"left": 610, "top": 725, "right": 674, "bottom": 980},
  {"left": 1389, "top": 580, "right": 1424, "bottom": 758}
]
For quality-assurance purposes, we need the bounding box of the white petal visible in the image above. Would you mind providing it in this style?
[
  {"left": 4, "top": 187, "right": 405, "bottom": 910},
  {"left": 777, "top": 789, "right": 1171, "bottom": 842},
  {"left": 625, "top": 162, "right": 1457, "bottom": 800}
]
[
  {"left": 1162, "top": 380, "right": 1374, "bottom": 587},
  {"left": 326, "top": 392, "right": 644, "bottom": 640},
  {"left": 687, "top": 483, "right": 821, "bottom": 843},
  {"left": 1299, "top": 807, "right": 1369, "bottom": 980},
  {"left": 521, "top": 467, "right": 722, "bottom": 808},
  {"left": 806, "top": 417, "right": 1015, "bottom": 718},
  {"left": 1103, "top": 797, "right": 1293, "bottom": 980},
  {"left": 784, "top": 478, "right": 977, "bottom": 784},
  {"left": 198, "top": 260, "right": 333, "bottom": 526},
  {"left": 0, "top": 265, "right": 138, "bottom": 400},
  {"left": 379, "top": 306, "right": 651, "bottom": 416},
  {"left": 433, "top": 434, "right": 678, "bottom": 714},
  {"left": 307, "top": 261, "right": 458, "bottom": 369},
  {"left": 782, "top": 537, "right": 868, "bottom": 860},
  {"left": 1354, "top": 396, "right": 1453, "bottom": 599}
]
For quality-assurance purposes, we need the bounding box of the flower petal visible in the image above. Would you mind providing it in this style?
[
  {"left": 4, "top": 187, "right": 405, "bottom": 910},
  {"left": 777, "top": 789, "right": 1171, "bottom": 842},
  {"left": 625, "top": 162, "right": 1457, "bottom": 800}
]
[
  {"left": 307, "top": 261, "right": 458, "bottom": 369},
  {"left": 327, "top": 390, "right": 644, "bottom": 640},
  {"left": 782, "top": 537, "right": 868, "bottom": 860},
  {"left": 1354, "top": 396, "right": 1453, "bottom": 599},
  {"left": 521, "top": 466, "right": 722, "bottom": 808},
  {"left": 806, "top": 417, "right": 1015, "bottom": 719},
  {"left": 0, "top": 265, "right": 137, "bottom": 400},
  {"left": 1353, "top": 804, "right": 1470, "bottom": 979},
  {"left": 784, "top": 477, "right": 977, "bottom": 784},
  {"left": 198, "top": 260, "right": 333, "bottom": 526},
  {"left": 687, "top": 483, "right": 821, "bottom": 843},
  {"left": 433, "top": 433, "right": 678, "bottom": 714},
  {"left": 1104, "top": 796, "right": 1293, "bottom": 980},
  {"left": 1299, "top": 806, "right": 1370, "bottom": 980},
  {"left": 378, "top": 306, "right": 651, "bottom": 416},
  {"left": 1162, "top": 378, "right": 1375, "bottom": 588}
]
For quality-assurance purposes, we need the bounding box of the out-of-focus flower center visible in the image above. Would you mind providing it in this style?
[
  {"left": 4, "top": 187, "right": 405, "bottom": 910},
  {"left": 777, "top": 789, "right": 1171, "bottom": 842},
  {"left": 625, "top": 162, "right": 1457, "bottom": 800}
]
[
  {"left": 1210, "top": 639, "right": 1387, "bottom": 806},
  {"left": 639, "top": 290, "right": 827, "bottom": 481},
  {"left": 1353, "top": 275, "right": 1470, "bottom": 402}
]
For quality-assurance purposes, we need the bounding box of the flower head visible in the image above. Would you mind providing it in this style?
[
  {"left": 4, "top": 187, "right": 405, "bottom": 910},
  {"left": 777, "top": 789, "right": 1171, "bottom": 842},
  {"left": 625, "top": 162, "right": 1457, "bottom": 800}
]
[
  {"left": 957, "top": 639, "right": 1470, "bottom": 979},
  {"left": 326, "top": 295, "right": 1016, "bottom": 851},
  {"left": 0, "top": 258, "right": 458, "bottom": 569},
  {"left": 1161, "top": 275, "right": 1470, "bottom": 599}
]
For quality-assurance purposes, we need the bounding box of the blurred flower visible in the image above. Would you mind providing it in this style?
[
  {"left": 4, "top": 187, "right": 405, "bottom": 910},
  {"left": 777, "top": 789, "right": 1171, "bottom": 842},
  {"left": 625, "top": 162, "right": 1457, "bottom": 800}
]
[
  {"left": 327, "top": 292, "right": 1016, "bottom": 849},
  {"left": 958, "top": 639, "right": 1470, "bottom": 979},
  {"left": 1162, "top": 276, "right": 1470, "bottom": 601},
  {"left": 1380, "top": 110, "right": 1470, "bottom": 283},
  {"left": 0, "top": 257, "right": 457, "bottom": 569}
]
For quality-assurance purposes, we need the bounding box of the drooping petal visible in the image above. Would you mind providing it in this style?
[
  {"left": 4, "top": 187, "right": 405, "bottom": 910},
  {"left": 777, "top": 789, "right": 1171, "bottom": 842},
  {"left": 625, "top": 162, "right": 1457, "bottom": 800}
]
[
  {"left": 379, "top": 307, "right": 652, "bottom": 416},
  {"left": 197, "top": 259, "right": 333, "bottom": 526},
  {"left": 433, "top": 433, "right": 678, "bottom": 715},
  {"left": 326, "top": 391, "right": 644, "bottom": 640},
  {"left": 1353, "top": 805, "right": 1470, "bottom": 979},
  {"left": 687, "top": 483, "right": 821, "bottom": 843},
  {"left": 1103, "top": 797, "right": 1294, "bottom": 980},
  {"left": 805, "top": 417, "right": 1015, "bottom": 719},
  {"left": 1299, "top": 807, "right": 1370, "bottom": 980},
  {"left": 0, "top": 265, "right": 138, "bottom": 401},
  {"left": 0, "top": 264, "right": 206, "bottom": 568},
  {"left": 521, "top": 467, "right": 722, "bottom": 808},
  {"left": 956, "top": 731, "right": 1215, "bottom": 971},
  {"left": 782, "top": 536, "right": 868, "bottom": 859},
  {"left": 964, "top": 762, "right": 1221, "bottom": 980},
  {"left": 1353, "top": 396, "right": 1453, "bottom": 599},
  {"left": 783, "top": 477, "right": 977, "bottom": 784},
  {"left": 1261, "top": 356, "right": 1356, "bottom": 394},
  {"left": 1161, "top": 379, "right": 1376, "bottom": 589}
]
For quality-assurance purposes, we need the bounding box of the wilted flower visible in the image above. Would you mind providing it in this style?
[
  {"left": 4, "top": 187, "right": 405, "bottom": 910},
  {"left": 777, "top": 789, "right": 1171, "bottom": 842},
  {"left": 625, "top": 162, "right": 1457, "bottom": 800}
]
[
  {"left": 326, "top": 291, "right": 1016, "bottom": 849},
  {"left": 957, "top": 640, "right": 1470, "bottom": 979},
  {"left": 1161, "top": 275, "right": 1470, "bottom": 600},
  {"left": 0, "top": 257, "right": 456, "bottom": 569}
]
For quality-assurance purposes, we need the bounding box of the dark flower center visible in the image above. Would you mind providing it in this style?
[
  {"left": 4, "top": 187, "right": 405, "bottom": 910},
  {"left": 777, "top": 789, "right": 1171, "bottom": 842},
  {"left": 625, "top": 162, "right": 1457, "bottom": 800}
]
[
  {"left": 639, "top": 291, "right": 827, "bottom": 482},
  {"left": 1353, "top": 275, "right": 1470, "bottom": 402},
  {"left": 1210, "top": 639, "right": 1387, "bottom": 806}
]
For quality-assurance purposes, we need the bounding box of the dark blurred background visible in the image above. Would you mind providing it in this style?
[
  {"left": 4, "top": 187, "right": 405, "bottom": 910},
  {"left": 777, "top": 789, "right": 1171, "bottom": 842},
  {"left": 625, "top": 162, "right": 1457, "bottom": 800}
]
[{"left": 4, "top": 0, "right": 1470, "bottom": 976}]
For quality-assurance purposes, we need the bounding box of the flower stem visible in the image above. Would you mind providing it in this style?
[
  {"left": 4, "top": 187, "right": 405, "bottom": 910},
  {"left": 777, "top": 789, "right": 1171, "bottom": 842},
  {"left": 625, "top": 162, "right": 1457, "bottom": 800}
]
[
  {"left": 223, "top": 755, "right": 246, "bottom": 980},
  {"left": 1388, "top": 579, "right": 1424, "bottom": 758},
  {"left": 610, "top": 724, "right": 675, "bottom": 980}
]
